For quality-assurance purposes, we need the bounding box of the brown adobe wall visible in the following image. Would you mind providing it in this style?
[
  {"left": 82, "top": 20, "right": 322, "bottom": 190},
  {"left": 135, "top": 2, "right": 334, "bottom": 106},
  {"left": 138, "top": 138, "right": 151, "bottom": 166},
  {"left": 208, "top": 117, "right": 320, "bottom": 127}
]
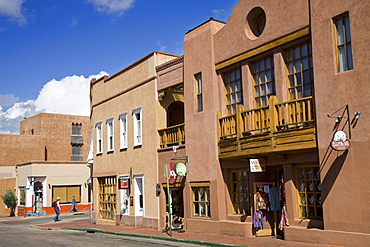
[
  {"left": 0, "top": 134, "right": 45, "bottom": 166},
  {"left": 310, "top": 0, "right": 370, "bottom": 234}
]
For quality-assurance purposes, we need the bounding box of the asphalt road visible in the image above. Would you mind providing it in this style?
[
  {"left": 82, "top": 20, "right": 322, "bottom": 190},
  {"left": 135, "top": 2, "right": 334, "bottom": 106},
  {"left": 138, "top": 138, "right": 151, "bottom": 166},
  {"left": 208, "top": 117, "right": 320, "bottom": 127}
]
[{"left": 0, "top": 215, "right": 203, "bottom": 247}]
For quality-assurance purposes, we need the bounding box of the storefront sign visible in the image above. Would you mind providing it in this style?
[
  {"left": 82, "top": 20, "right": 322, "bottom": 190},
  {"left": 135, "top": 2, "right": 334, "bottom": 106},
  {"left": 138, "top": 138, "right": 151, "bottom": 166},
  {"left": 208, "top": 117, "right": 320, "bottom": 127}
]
[
  {"left": 331, "top": 130, "right": 350, "bottom": 151},
  {"left": 168, "top": 162, "right": 177, "bottom": 183},
  {"left": 250, "top": 158, "right": 266, "bottom": 172},
  {"left": 119, "top": 178, "right": 129, "bottom": 189},
  {"left": 175, "top": 162, "right": 187, "bottom": 176}
]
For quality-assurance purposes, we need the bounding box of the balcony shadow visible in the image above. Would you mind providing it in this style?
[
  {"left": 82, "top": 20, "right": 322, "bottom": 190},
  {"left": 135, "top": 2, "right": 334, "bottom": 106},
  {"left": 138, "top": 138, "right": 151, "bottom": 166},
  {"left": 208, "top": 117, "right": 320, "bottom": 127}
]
[{"left": 320, "top": 149, "right": 348, "bottom": 204}]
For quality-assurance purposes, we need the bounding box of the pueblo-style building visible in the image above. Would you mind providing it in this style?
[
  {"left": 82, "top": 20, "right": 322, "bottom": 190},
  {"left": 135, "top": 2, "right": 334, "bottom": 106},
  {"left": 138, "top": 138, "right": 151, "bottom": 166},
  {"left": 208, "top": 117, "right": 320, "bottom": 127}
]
[
  {"left": 0, "top": 113, "right": 91, "bottom": 216},
  {"left": 90, "top": 0, "right": 370, "bottom": 246}
]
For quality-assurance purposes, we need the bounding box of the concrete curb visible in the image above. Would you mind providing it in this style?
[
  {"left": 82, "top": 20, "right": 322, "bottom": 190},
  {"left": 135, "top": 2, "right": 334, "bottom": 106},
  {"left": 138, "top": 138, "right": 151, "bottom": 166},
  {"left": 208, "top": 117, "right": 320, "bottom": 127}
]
[
  {"left": 31, "top": 225, "right": 243, "bottom": 247},
  {"left": 30, "top": 224, "right": 60, "bottom": 231}
]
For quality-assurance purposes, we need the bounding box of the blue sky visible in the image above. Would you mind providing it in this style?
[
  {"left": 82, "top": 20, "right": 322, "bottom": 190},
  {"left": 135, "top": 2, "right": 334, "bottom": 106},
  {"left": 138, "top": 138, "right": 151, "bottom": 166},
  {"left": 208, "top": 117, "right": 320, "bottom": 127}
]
[{"left": 0, "top": 0, "right": 238, "bottom": 134}]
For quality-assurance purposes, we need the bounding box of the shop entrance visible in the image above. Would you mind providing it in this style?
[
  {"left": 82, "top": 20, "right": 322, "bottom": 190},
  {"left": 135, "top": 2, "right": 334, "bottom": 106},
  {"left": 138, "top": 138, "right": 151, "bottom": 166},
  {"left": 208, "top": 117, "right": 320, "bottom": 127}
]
[
  {"left": 34, "top": 181, "right": 43, "bottom": 212},
  {"left": 253, "top": 167, "right": 284, "bottom": 237},
  {"left": 164, "top": 186, "right": 184, "bottom": 230}
]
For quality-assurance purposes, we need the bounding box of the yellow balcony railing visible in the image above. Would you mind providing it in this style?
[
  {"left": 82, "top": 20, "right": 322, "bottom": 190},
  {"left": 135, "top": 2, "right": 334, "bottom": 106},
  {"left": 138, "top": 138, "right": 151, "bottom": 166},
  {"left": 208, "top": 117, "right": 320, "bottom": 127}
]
[
  {"left": 217, "top": 96, "right": 315, "bottom": 140},
  {"left": 158, "top": 123, "right": 185, "bottom": 148},
  {"left": 275, "top": 96, "right": 314, "bottom": 130}
]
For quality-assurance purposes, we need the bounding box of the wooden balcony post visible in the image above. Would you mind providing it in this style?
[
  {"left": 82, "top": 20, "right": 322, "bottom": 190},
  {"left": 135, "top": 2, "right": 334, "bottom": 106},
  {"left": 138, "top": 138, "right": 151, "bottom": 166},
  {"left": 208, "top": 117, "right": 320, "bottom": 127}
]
[
  {"left": 216, "top": 112, "right": 221, "bottom": 140},
  {"left": 269, "top": 96, "right": 278, "bottom": 133},
  {"left": 236, "top": 105, "right": 244, "bottom": 138}
]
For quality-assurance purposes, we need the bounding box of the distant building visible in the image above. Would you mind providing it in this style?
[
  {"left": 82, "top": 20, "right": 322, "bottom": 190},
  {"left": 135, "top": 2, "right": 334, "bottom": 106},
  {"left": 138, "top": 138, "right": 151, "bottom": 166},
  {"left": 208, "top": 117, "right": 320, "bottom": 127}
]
[{"left": 0, "top": 113, "right": 91, "bottom": 216}]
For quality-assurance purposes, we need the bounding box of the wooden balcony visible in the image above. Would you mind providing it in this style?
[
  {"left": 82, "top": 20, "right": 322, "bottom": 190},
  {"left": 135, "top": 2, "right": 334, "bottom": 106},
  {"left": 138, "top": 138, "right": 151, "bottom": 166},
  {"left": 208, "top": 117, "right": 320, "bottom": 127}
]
[
  {"left": 158, "top": 123, "right": 185, "bottom": 148},
  {"left": 217, "top": 96, "right": 316, "bottom": 159}
]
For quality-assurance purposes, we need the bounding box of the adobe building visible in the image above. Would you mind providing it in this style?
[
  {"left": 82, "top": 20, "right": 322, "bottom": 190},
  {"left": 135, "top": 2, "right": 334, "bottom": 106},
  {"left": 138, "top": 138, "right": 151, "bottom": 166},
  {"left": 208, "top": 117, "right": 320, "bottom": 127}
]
[
  {"left": 89, "top": 52, "right": 180, "bottom": 227},
  {"left": 0, "top": 113, "right": 91, "bottom": 216},
  {"left": 170, "top": 0, "right": 368, "bottom": 246}
]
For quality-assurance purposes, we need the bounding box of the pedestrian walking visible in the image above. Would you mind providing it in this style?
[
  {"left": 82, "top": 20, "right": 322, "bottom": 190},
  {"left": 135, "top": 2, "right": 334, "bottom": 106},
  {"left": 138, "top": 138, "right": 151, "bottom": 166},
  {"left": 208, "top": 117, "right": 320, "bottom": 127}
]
[
  {"left": 69, "top": 196, "right": 78, "bottom": 213},
  {"left": 53, "top": 197, "right": 61, "bottom": 222}
]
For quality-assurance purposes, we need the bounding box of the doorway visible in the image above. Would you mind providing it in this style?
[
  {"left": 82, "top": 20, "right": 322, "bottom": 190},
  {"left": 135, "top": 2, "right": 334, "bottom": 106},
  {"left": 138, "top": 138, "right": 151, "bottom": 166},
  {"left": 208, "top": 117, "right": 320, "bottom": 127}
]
[
  {"left": 253, "top": 167, "right": 283, "bottom": 237},
  {"left": 134, "top": 175, "right": 144, "bottom": 216}
]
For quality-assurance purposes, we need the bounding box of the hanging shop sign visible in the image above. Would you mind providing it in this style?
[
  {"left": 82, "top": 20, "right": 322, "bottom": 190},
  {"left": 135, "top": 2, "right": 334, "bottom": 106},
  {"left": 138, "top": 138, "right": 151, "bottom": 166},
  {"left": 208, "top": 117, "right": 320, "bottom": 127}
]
[
  {"left": 331, "top": 130, "right": 350, "bottom": 151},
  {"left": 119, "top": 177, "right": 130, "bottom": 189},
  {"left": 175, "top": 162, "right": 187, "bottom": 176},
  {"left": 168, "top": 162, "right": 177, "bottom": 184},
  {"left": 250, "top": 158, "right": 266, "bottom": 172}
]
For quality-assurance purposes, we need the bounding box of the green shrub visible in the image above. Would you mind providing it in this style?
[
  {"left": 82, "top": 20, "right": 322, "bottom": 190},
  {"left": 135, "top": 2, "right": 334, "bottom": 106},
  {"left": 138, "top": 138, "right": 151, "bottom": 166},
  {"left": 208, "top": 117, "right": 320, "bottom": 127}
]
[{"left": 1, "top": 191, "right": 17, "bottom": 216}]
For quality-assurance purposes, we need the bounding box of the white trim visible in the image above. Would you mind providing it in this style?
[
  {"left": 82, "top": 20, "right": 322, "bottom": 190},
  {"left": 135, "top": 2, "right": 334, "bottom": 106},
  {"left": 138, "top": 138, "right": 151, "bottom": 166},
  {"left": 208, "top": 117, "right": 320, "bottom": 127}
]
[
  {"left": 95, "top": 122, "right": 103, "bottom": 154},
  {"left": 106, "top": 118, "right": 114, "bottom": 152},
  {"left": 132, "top": 108, "right": 142, "bottom": 146},
  {"left": 119, "top": 113, "right": 128, "bottom": 149},
  {"left": 133, "top": 174, "right": 144, "bottom": 216}
]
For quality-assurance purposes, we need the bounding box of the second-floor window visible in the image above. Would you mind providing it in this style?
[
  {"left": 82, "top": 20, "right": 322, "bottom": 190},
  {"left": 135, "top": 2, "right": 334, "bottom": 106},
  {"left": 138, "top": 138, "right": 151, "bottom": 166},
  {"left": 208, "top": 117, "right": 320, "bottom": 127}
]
[
  {"left": 251, "top": 56, "right": 275, "bottom": 107},
  {"left": 224, "top": 68, "right": 242, "bottom": 115},
  {"left": 119, "top": 113, "right": 128, "bottom": 149},
  {"left": 286, "top": 42, "right": 314, "bottom": 100},
  {"left": 71, "top": 146, "right": 82, "bottom": 161},
  {"left": 71, "top": 124, "right": 83, "bottom": 145},
  {"left": 133, "top": 108, "right": 142, "bottom": 146},
  {"left": 195, "top": 73, "right": 203, "bottom": 112},
  {"left": 106, "top": 118, "right": 114, "bottom": 152},
  {"left": 334, "top": 13, "right": 353, "bottom": 73},
  {"left": 96, "top": 122, "right": 102, "bottom": 154}
]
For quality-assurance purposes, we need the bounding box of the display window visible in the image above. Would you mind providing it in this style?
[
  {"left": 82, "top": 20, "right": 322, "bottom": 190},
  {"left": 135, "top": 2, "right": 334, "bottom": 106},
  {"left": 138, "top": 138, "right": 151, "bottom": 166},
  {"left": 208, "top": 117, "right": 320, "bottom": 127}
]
[{"left": 296, "top": 166, "right": 322, "bottom": 219}]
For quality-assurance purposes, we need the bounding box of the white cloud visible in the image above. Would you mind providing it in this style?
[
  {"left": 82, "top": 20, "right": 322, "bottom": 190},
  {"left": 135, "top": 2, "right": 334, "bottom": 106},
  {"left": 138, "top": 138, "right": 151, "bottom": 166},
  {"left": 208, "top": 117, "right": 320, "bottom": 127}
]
[
  {"left": 0, "top": 94, "right": 19, "bottom": 107},
  {"left": 69, "top": 16, "right": 79, "bottom": 28},
  {"left": 212, "top": 9, "right": 226, "bottom": 19},
  {"left": 0, "top": 100, "right": 39, "bottom": 134},
  {"left": 0, "top": 0, "right": 27, "bottom": 25},
  {"left": 34, "top": 71, "right": 108, "bottom": 115},
  {"left": 155, "top": 40, "right": 167, "bottom": 52},
  {"left": 0, "top": 71, "right": 108, "bottom": 134},
  {"left": 87, "top": 0, "right": 135, "bottom": 16}
]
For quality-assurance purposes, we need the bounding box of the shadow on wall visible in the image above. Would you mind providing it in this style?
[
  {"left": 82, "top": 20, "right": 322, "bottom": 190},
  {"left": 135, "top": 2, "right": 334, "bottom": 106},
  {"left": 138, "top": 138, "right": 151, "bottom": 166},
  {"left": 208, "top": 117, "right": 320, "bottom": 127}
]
[{"left": 320, "top": 149, "right": 348, "bottom": 205}]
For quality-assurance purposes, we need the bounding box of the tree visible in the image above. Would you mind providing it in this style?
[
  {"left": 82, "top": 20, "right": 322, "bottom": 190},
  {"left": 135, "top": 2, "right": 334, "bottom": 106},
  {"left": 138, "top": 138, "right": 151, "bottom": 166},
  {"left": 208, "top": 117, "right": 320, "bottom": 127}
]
[{"left": 1, "top": 191, "right": 17, "bottom": 216}]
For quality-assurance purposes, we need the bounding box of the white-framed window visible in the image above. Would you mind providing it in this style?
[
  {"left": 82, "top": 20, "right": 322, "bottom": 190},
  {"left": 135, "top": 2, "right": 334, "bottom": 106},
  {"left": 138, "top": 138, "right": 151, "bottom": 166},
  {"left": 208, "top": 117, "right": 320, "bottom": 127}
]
[
  {"left": 106, "top": 118, "right": 114, "bottom": 152},
  {"left": 132, "top": 108, "right": 142, "bottom": 146},
  {"left": 119, "top": 113, "right": 128, "bottom": 149},
  {"left": 96, "top": 122, "right": 102, "bottom": 154}
]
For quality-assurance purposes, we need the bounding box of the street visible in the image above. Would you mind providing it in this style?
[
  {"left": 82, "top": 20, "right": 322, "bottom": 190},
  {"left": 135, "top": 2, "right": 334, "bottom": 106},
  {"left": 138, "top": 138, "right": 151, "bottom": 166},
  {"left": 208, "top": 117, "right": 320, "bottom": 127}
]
[{"left": 0, "top": 214, "right": 203, "bottom": 247}]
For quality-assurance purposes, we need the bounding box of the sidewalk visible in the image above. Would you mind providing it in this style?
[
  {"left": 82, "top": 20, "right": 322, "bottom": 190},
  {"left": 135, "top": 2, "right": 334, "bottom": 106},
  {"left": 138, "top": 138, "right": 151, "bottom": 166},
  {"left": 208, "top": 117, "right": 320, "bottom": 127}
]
[{"left": 31, "top": 214, "right": 338, "bottom": 247}]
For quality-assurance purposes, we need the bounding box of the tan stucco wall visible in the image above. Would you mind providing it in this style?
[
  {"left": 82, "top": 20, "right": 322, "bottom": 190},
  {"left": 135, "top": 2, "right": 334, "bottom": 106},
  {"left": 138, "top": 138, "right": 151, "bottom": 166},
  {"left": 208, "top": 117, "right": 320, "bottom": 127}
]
[{"left": 0, "top": 134, "right": 45, "bottom": 167}]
